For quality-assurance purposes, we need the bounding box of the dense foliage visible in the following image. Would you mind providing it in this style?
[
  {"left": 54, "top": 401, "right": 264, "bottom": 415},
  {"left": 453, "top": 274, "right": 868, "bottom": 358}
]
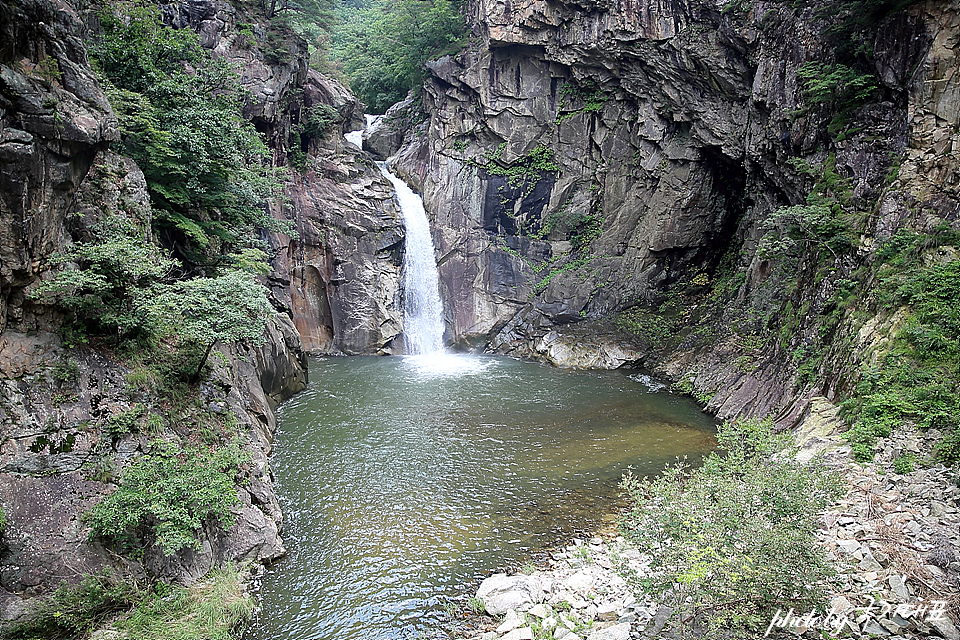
[
  {"left": 84, "top": 441, "right": 244, "bottom": 555},
  {"left": 1, "top": 574, "right": 140, "bottom": 640},
  {"left": 146, "top": 271, "right": 276, "bottom": 381},
  {"left": 841, "top": 227, "right": 960, "bottom": 462},
  {"left": 111, "top": 569, "right": 254, "bottom": 640},
  {"left": 329, "top": 0, "right": 466, "bottom": 113},
  {"left": 89, "top": 4, "right": 286, "bottom": 261},
  {"left": 31, "top": 219, "right": 175, "bottom": 343},
  {"left": 621, "top": 419, "right": 843, "bottom": 633},
  {"left": 34, "top": 3, "right": 281, "bottom": 384}
]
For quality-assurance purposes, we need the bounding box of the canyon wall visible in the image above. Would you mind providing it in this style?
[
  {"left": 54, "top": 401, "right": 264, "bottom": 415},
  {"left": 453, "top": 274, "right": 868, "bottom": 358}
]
[
  {"left": 387, "top": 0, "right": 959, "bottom": 426},
  {"left": 0, "top": 0, "right": 403, "bottom": 618}
]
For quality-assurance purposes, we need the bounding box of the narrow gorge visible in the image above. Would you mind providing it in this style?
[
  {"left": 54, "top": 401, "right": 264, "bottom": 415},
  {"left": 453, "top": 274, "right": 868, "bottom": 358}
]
[{"left": 0, "top": 0, "right": 958, "bottom": 638}]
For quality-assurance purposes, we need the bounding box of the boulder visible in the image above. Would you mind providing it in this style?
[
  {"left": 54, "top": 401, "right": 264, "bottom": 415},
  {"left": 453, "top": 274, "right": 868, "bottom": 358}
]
[
  {"left": 364, "top": 92, "right": 419, "bottom": 160},
  {"left": 587, "top": 623, "right": 631, "bottom": 640},
  {"left": 477, "top": 573, "right": 543, "bottom": 615}
]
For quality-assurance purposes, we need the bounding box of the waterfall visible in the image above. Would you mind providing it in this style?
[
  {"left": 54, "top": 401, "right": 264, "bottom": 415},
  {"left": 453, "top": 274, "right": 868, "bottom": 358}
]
[
  {"left": 345, "top": 119, "right": 447, "bottom": 356},
  {"left": 377, "top": 162, "right": 446, "bottom": 355}
]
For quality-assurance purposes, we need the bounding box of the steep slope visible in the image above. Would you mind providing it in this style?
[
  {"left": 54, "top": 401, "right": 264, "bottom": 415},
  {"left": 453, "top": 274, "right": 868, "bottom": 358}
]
[
  {"left": 389, "top": 0, "right": 959, "bottom": 433},
  {"left": 0, "top": 0, "right": 403, "bottom": 622}
]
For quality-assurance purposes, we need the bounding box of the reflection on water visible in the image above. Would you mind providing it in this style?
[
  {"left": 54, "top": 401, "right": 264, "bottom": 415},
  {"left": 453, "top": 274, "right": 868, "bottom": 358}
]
[{"left": 245, "top": 355, "right": 717, "bottom": 640}]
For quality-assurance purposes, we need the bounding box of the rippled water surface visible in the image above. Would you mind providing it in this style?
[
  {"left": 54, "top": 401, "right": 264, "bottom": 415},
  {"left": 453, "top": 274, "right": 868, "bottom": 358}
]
[{"left": 245, "top": 354, "right": 717, "bottom": 640}]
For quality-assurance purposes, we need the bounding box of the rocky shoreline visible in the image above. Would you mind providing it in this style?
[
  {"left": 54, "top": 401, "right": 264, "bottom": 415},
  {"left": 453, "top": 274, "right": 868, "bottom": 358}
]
[{"left": 450, "top": 427, "right": 960, "bottom": 640}]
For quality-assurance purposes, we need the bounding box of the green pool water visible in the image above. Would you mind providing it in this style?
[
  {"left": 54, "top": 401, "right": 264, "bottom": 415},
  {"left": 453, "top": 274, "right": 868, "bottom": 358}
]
[{"left": 244, "top": 354, "right": 717, "bottom": 640}]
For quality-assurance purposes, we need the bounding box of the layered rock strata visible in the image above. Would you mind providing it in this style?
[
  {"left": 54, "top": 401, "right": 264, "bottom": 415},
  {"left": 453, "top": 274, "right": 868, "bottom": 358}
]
[{"left": 390, "top": 0, "right": 959, "bottom": 427}]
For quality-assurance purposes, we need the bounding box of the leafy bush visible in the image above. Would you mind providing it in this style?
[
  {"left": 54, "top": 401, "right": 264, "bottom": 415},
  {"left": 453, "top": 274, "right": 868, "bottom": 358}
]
[
  {"left": 798, "top": 61, "right": 876, "bottom": 108},
  {"left": 31, "top": 219, "right": 175, "bottom": 342},
  {"left": 104, "top": 405, "right": 145, "bottom": 437},
  {"left": 616, "top": 303, "right": 682, "bottom": 346},
  {"left": 842, "top": 235, "right": 960, "bottom": 462},
  {"left": 84, "top": 442, "right": 244, "bottom": 555},
  {"left": 556, "top": 80, "right": 609, "bottom": 123},
  {"left": 1, "top": 574, "right": 139, "bottom": 640},
  {"left": 2, "top": 569, "right": 252, "bottom": 640},
  {"left": 483, "top": 144, "right": 560, "bottom": 190},
  {"left": 758, "top": 203, "right": 853, "bottom": 261},
  {"left": 0, "top": 505, "right": 6, "bottom": 535},
  {"left": 621, "top": 418, "right": 843, "bottom": 633},
  {"left": 893, "top": 453, "right": 916, "bottom": 474},
  {"left": 112, "top": 568, "right": 253, "bottom": 640},
  {"left": 300, "top": 103, "right": 340, "bottom": 137},
  {"left": 145, "top": 270, "right": 276, "bottom": 382}
]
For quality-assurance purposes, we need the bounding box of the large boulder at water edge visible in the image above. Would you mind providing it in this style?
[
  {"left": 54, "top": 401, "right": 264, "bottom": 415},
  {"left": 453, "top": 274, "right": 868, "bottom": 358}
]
[{"left": 477, "top": 573, "right": 543, "bottom": 615}]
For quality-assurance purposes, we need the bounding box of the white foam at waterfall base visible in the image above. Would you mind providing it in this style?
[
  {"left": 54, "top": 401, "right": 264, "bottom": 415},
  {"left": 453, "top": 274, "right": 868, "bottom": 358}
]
[
  {"left": 401, "top": 353, "right": 499, "bottom": 378},
  {"left": 376, "top": 162, "right": 447, "bottom": 356}
]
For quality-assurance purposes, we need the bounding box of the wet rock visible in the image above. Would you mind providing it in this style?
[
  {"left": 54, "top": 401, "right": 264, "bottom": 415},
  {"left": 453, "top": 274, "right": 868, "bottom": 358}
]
[{"left": 365, "top": 93, "right": 419, "bottom": 160}]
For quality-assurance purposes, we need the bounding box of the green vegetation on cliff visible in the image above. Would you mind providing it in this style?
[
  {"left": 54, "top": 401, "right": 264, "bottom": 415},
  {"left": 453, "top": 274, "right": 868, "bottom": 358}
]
[
  {"left": 85, "top": 441, "right": 245, "bottom": 555},
  {"left": 2, "top": 569, "right": 252, "bottom": 640},
  {"left": 90, "top": 3, "right": 287, "bottom": 261},
  {"left": 33, "top": 2, "right": 281, "bottom": 381},
  {"left": 842, "top": 227, "right": 960, "bottom": 463}
]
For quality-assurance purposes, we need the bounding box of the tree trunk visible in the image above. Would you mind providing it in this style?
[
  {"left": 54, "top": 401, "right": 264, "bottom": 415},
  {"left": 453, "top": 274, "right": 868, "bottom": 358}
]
[{"left": 191, "top": 340, "right": 218, "bottom": 384}]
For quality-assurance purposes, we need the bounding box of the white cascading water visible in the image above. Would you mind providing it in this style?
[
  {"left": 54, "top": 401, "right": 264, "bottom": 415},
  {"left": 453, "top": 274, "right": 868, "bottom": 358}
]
[
  {"left": 377, "top": 162, "right": 446, "bottom": 355},
  {"left": 344, "top": 122, "right": 446, "bottom": 355}
]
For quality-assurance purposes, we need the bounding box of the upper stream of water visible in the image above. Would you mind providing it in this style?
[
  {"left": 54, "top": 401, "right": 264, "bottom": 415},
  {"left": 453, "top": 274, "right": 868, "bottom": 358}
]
[{"left": 244, "top": 354, "right": 717, "bottom": 640}]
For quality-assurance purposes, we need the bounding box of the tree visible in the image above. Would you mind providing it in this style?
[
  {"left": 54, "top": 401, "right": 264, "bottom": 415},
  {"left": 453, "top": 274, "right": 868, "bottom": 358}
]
[
  {"left": 84, "top": 441, "right": 243, "bottom": 555},
  {"left": 330, "top": 0, "right": 466, "bottom": 113},
  {"left": 145, "top": 271, "right": 276, "bottom": 383},
  {"left": 264, "top": 0, "right": 333, "bottom": 24},
  {"left": 757, "top": 204, "right": 853, "bottom": 261},
  {"left": 90, "top": 4, "right": 287, "bottom": 264},
  {"left": 31, "top": 221, "right": 175, "bottom": 343}
]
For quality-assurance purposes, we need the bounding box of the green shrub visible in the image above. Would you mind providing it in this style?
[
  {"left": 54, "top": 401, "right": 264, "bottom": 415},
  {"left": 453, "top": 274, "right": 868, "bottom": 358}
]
[
  {"left": 84, "top": 442, "right": 245, "bottom": 555},
  {"left": 300, "top": 103, "right": 340, "bottom": 137},
  {"left": 483, "top": 144, "right": 560, "bottom": 191},
  {"left": 893, "top": 453, "right": 916, "bottom": 474},
  {"left": 758, "top": 203, "right": 852, "bottom": 261},
  {"left": 798, "top": 61, "right": 876, "bottom": 108},
  {"left": 50, "top": 358, "right": 80, "bottom": 384},
  {"left": 1, "top": 574, "right": 139, "bottom": 640},
  {"left": 0, "top": 505, "right": 6, "bottom": 535},
  {"left": 31, "top": 222, "right": 175, "bottom": 342},
  {"left": 104, "top": 405, "right": 145, "bottom": 437},
  {"left": 938, "top": 428, "right": 960, "bottom": 466},
  {"left": 90, "top": 3, "right": 287, "bottom": 261},
  {"left": 112, "top": 568, "right": 253, "bottom": 640},
  {"left": 2, "top": 569, "right": 252, "bottom": 640},
  {"left": 621, "top": 418, "right": 843, "bottom": 633},
  {"left": 556, "top": 80, "right": 609, "bottom": 123},
  {"left": 144, "top": 270, "right": 275, "bottom": 383}
]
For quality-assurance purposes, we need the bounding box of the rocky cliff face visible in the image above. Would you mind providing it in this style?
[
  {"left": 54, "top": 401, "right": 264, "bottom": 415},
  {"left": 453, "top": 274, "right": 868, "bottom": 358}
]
[
  {"left": 389, "top": 0, "right": 959, "bottom": 426},
  {"left": 158, "top": 0, "right": 405, "bottom": 354},
  {"left": 0, "top": 0, "right": 403, "bottom": 619}
]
